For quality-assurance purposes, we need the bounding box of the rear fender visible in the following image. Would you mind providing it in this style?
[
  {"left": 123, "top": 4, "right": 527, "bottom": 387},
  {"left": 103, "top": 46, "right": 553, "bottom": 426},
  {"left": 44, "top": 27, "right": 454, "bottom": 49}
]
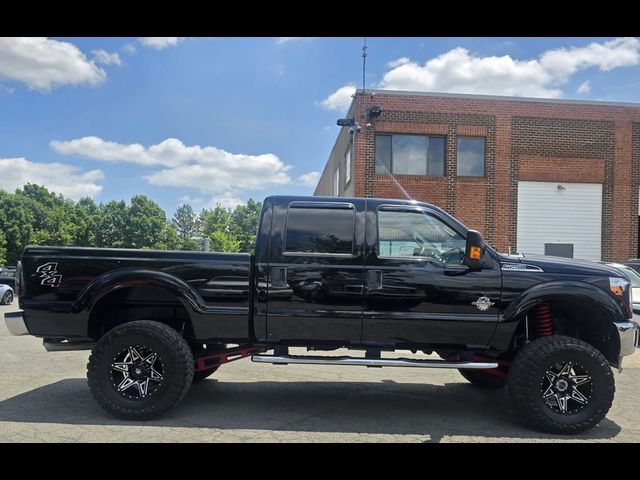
[{"left": 72, "top": 268, "right": 206, "bottom": 314}]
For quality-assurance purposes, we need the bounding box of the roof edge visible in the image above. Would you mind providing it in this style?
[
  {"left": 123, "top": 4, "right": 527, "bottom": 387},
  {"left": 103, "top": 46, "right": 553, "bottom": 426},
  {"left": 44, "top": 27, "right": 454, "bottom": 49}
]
[{"left": 356, "top": 89, "right": 640, "bottom": 109}]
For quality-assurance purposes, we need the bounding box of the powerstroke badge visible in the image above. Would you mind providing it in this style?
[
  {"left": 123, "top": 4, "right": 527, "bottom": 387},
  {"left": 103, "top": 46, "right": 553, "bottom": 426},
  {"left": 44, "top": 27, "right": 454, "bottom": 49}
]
[{"left": 36, "top": 262, "right": 62, "bottom": 287}]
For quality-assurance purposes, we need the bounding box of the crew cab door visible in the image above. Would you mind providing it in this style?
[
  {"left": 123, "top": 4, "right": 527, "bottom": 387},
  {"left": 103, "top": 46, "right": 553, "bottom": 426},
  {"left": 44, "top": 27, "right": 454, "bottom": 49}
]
[
  {"left": 265, "top": 199, "right": 365, "bottom": 344},
  {"left": 362, "top": 203, "right": 501, "bottom": 347}
]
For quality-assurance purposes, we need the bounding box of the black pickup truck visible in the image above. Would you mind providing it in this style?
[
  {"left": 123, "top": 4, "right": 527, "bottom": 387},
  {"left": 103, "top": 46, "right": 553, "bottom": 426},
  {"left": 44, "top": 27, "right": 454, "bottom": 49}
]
[{"left": 5, "top": 195, "right": 639, "bottom": 433}]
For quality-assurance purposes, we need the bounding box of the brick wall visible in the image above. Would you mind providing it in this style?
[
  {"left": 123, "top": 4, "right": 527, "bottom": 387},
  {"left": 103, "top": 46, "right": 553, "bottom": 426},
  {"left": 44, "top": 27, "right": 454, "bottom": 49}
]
[{"left": 317, "top": 91, "right": 640, "bottom": 261}]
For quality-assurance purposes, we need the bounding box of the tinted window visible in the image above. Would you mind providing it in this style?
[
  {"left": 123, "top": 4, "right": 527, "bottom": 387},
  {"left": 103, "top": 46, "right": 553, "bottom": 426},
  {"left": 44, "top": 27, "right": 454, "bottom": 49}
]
[
  {"left": 427, "top": 136, "right": 445, "bottom": 176},
  {"left": 375, "top": 135, "right": 391, "bottom": 174},
  {"left": 457, "top": 137, "right": 485, "bottom": 176},
  {"left": 393, "top": 135, "right": 428, "bottom": 175},
  {"left": 285, "top": 206, "right": 354, "bottom": 254},
  {"left": 378, "top": 209, "right": 466, "bottom": 265},
  {"left": 375, "top": 134, "right": 445, "bottom": 176}
]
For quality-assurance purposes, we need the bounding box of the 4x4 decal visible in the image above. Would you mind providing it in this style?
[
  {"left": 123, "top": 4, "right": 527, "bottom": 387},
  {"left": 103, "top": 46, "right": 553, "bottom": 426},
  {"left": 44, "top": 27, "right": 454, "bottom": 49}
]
[{"left": 36, "top": 262, "right": 62, "bottom": 287}]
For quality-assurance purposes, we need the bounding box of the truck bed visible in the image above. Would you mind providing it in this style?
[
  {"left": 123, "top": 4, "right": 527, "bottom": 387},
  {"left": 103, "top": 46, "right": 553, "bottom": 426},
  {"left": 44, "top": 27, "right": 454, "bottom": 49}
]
[{"left": 20, "top": 246, "right": 253, "bottom": 342}]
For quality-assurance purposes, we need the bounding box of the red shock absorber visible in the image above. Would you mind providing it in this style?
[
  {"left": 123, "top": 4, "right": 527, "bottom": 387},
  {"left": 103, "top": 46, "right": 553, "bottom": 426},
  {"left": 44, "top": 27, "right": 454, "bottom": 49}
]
[{"left": 534, "top": 304, "right": 553, "bottom": 337}]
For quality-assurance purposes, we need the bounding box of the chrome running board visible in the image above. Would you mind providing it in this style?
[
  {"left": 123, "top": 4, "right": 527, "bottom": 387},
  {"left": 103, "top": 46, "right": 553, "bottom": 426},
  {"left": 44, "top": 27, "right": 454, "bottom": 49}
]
[{"left": 251, "top": 354, "right": 498, "bottom": 369}]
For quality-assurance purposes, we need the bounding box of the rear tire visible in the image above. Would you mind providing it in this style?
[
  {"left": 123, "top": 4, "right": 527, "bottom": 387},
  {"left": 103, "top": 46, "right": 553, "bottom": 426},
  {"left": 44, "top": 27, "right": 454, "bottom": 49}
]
[
  {"left": 87, "top": 320, "right": 194, "bottom": 420},
  {"left": 459, "top": 369, "right": 507, "bottom": 389},
  {"left": 508, "top": 335, "right": 614, "bottom": 434}
]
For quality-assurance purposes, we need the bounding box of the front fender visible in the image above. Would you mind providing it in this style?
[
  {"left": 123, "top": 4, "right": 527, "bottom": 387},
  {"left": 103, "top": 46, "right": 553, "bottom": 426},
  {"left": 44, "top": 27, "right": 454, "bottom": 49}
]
[
  {"left": 72, "top": 268, "right": 206, "bottom": 314},
  {"left": 490, "top": 280, "right": 626, "bottom": 353}
]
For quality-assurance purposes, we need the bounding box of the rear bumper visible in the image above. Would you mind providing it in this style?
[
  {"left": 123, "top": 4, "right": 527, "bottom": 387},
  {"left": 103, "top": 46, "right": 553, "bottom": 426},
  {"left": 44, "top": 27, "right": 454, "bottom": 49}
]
[{"left": 4, "top": 311, "right": 29, "bottom": 336}]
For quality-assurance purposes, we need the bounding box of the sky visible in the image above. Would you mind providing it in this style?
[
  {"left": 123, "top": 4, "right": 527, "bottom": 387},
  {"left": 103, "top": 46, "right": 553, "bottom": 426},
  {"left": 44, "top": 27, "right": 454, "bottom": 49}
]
[{"left": 2, "top": 36, "right": 640, "bottom": 216}]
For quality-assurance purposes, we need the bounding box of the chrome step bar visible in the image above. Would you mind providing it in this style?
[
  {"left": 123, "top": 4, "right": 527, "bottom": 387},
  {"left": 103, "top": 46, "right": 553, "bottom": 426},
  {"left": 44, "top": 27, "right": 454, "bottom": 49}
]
[{"left": 251, "top": 354, "right": 498, "bottom": 369}]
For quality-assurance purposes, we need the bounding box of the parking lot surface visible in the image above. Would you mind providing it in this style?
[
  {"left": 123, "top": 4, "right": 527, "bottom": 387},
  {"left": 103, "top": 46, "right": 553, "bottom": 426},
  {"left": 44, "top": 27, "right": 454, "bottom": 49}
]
[{"left": 2, "top": 300, "right": 639, "bottom": 442}]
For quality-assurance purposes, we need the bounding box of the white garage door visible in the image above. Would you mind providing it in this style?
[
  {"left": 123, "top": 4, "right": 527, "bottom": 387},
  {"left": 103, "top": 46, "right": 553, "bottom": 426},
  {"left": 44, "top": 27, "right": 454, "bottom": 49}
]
[{"left": 517, "top": 181, "right": 602, "bottom": 261}]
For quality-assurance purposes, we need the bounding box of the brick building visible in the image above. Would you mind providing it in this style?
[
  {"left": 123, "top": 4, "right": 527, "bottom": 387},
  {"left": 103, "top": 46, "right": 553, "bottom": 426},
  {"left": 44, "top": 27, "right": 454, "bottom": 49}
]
[{"left": 314, "top": 89, "right": 640, "bottom": 262}]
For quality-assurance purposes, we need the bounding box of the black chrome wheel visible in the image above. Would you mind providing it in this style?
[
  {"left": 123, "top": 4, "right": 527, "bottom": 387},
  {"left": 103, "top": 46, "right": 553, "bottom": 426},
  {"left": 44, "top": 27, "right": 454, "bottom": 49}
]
[
  {"left": 110, "top": 345, "right": 164, "bottom": 399},
  {"left": 541, "top": 361, "right": 593, "bottom": 414}
]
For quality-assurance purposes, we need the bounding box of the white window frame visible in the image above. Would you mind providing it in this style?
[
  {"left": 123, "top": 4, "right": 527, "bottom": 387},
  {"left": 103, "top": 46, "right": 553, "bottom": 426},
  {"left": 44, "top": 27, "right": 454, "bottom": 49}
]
[{"left": 334, "top": 167, "right": 340, "bottom": 196}]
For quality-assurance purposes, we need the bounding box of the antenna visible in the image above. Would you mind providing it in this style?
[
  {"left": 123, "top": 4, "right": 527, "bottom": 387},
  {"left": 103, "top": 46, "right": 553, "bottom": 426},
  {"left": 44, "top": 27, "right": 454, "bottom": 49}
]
[
  {"left": 361, "top": 37, "right": 367, "bottom": 124},
  {"left": 362, "top": 37, "right": 367, "bottom": 93}
]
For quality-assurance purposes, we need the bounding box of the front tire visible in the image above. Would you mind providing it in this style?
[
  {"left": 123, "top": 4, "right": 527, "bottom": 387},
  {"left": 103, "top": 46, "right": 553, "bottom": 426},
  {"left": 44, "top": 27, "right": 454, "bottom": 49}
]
[
  {"left": 2, "top": 290, "right": 13, "bottom": 305},
  {"left": 87, "top": 320, "right": 194, "bottom": 420},
  {"left": 508, "top": 335, "right": 614, "bottom": 434},
  {"left": 459, "top": 369, "right": 507, "bottom": 389}
]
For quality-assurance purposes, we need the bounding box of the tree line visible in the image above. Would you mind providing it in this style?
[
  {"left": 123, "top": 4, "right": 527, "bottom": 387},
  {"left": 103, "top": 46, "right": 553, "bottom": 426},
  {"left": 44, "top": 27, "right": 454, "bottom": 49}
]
[{"left": 0, "top": 184, "right": 261, "bottom": 265}]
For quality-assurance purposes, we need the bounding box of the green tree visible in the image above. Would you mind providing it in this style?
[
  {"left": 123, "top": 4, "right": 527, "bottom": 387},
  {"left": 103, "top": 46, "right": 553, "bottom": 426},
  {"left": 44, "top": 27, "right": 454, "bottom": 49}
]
[
  {"left": 0, "top": 190, "right": 34, "bottom": 263},
  {"left": 0, "top": 230, "right": 7, "bottom": 265},
  {"left": 200, "top": 205, "right": 231, "bottom": 238},
  {"left": 96, "top": 200, "right": 128, "bottom": 248},
  {"left": 153, "top": 224, "right": 181, "bottom": 250},
  {"left": 229, "top": 199, "right": 261, "bottom": 252},
  {"left": 74, "top": 197, "right": 100, "bottom": 247},
  {"left": 209, "top": 230, "right": 241, "bottom": 253},
  {"left": 172, "top": 204, "right": 201, "bottom": 250},
  {"left": 126, "top": 195, "right": 167, "bottom": 248}
]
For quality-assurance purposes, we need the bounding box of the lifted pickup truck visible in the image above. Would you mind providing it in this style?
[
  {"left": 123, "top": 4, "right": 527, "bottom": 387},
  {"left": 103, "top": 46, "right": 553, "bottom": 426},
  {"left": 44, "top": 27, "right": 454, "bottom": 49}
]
[{"left": 5, "top": 195, "right": 639, "bottom": 433}]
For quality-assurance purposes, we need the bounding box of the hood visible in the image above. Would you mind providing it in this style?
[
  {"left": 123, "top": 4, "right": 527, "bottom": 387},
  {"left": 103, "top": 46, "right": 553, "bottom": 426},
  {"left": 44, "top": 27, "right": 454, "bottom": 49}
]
[{"left": 500, "top": 253, "right": 625, "bottom": 277}]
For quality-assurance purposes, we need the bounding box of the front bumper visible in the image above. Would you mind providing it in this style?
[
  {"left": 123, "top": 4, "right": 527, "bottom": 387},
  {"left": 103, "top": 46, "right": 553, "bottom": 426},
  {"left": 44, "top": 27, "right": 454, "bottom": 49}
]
[
  {"left": 614, "top": 320, "right": 639, "bottom": 370},
  {"left": 4, "top": 310, "right": 28, "bottom": 336}
]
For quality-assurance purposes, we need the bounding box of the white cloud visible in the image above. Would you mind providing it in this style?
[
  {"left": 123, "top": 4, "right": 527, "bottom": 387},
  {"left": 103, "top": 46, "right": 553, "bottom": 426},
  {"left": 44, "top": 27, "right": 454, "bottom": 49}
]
[
  {"left": 577, "top": 80, "right": 591, "bottom": 94},
  {"left": 318, "top": 83, "right": 357, "bottom": 112},
  {"left": 378, "top": 37, "right": 640, "bottom": 98},
  {"left": 207, "top": 192, "right": 243, "bottom": 210},
  {"left": 138, "top": 37, "right": 185, "bottom": 50},
  {"left": 0, "top": 37, "right": 106, "bottom": 92},
  {"left": 91, "top": 49, "right": 122, "bottom": 66},
  {"left": 298, "top": 171, "right": 320, "bottom": 187},
  {"left": 276, "top": 37, "right": 313, "bottom": 45},
  {"left": 51, "top": 136, "right": 292, "bottom": 200},
  {"left": 0, "top": 157, "right": 103, "bottom": 200},
  {"left": 386, "top": 57, "right": 411, "bottom": 68},
  {"left": 123, "top": 44, "right": 137, "bottom": 55}
]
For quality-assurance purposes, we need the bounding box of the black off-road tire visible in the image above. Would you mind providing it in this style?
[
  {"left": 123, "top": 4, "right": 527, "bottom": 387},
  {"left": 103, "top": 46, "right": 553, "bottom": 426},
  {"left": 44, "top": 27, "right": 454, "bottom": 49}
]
[
  {"left": 459, "top": 369, "right": 507, "bottom": 389},
  {"left": 508, "top": 335, "right": 614, "bottom": 434},
  {"left": 87, "top": 320, "right": 194, "bottom": 420},
  {"left": 193, "top": 366, "right": 220, "bottom": 382}
]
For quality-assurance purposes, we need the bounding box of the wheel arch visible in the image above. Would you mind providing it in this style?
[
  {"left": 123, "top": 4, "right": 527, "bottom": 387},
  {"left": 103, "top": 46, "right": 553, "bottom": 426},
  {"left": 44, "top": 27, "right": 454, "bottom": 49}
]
[
  {"left": 502, "top": 281, "right": 624, "bottom": 365},
  {"left": 76, "top": 268, "right": 204, "bottom": 341}
]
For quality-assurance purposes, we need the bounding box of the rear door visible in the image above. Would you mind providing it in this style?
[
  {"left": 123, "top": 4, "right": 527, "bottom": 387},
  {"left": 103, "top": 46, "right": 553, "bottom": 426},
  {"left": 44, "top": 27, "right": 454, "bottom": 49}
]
[{"left": 265, "top": 199, "right": 365, "bottom": 344}]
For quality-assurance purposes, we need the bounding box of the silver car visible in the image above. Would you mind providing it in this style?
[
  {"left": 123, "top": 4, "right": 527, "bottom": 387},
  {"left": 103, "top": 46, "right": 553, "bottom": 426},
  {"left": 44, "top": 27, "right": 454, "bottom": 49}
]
[{"left": 0, "top": 284, "right": 14, "bottom": 305}]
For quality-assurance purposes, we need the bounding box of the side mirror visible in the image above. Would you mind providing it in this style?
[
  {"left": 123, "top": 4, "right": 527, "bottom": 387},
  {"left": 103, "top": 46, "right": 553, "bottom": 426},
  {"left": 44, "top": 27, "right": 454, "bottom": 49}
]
[{"left": 463, "top": 230, "right": 485, "bottom": 270}]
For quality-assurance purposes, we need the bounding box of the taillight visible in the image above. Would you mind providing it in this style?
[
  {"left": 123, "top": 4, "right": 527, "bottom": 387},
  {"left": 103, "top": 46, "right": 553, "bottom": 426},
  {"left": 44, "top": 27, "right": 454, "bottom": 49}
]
[{"left": 15, "top": 261, "right": 24, "bottom": 297}]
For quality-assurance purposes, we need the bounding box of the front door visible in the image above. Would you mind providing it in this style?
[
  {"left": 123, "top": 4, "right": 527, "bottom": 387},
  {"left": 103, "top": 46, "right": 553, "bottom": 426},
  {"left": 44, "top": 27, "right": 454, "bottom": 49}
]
[
  {"left": 266, "top": 199, "right": 365, "bottom": 344},
  {"left": 363, "top": 204, "right": 501, "bottom": 348}
]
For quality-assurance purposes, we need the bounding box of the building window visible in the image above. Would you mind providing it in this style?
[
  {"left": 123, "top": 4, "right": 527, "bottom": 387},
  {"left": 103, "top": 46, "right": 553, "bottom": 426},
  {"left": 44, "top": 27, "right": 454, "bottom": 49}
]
[
  {"left": 333, "top": 167, "right": 340, "bottom": 196},
  {"left": 375, "top": 134, "right": 445, "bottom": 176},
  {"left": 285, "top": 205, "right": 355, "bottom": 255},
  {"left": 345, "top": 146, "right": 351, "bottom": 185},
  {"left": 457, "top": 137, "right": 485, "bottom": 177}
]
